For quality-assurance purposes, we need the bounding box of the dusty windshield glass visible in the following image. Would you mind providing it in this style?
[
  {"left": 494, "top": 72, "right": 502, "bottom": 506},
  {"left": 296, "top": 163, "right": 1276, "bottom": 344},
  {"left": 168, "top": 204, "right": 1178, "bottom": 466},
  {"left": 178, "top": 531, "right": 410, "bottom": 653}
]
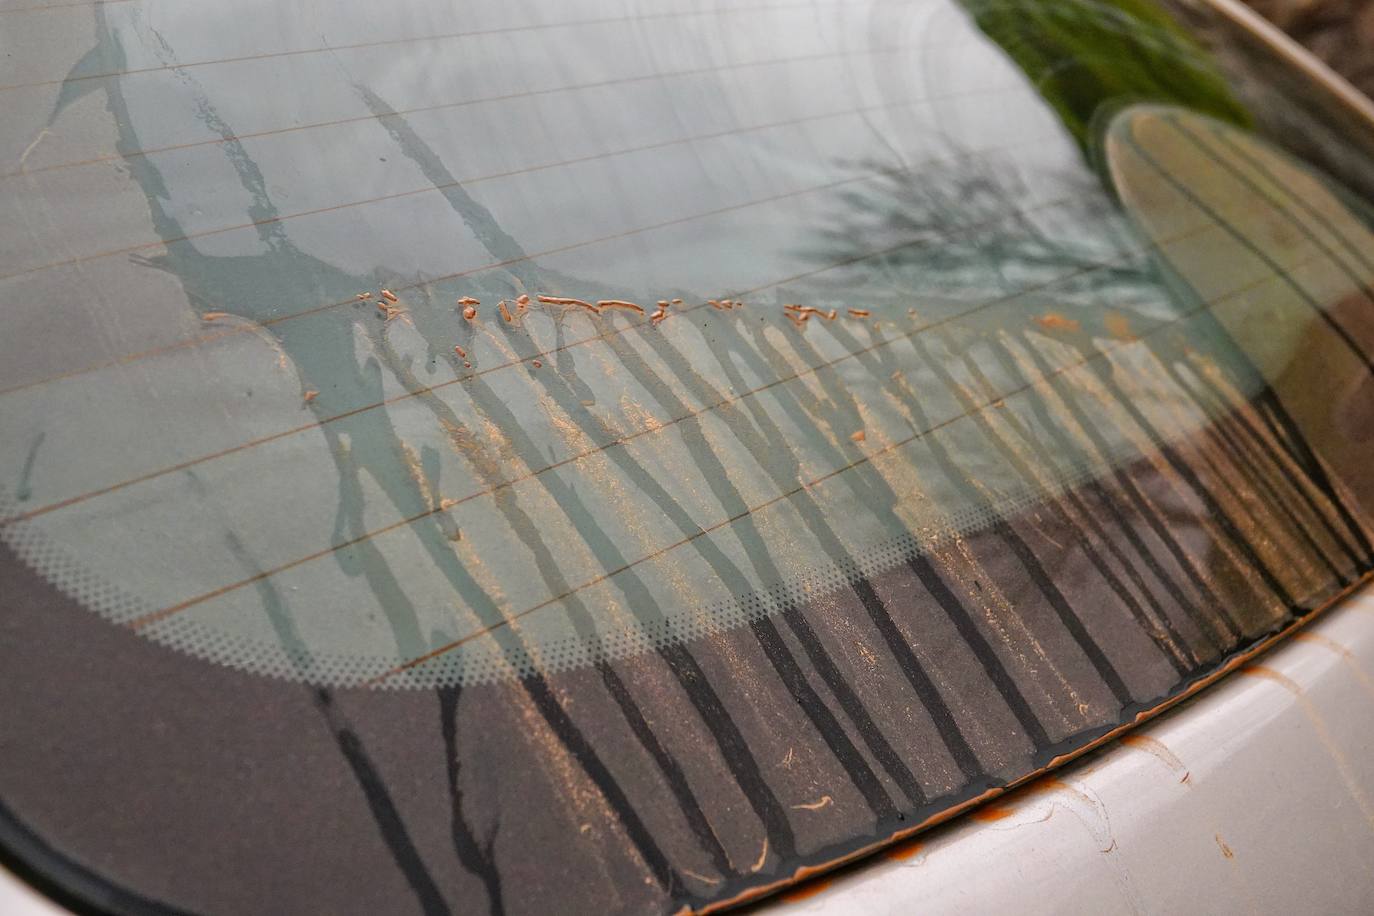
[
  {"left": 7, "top": 0, "right": 1368, "bottom": 688},
  {"left": 1, "top": 0, "right": 1373, "bottom": 912}
]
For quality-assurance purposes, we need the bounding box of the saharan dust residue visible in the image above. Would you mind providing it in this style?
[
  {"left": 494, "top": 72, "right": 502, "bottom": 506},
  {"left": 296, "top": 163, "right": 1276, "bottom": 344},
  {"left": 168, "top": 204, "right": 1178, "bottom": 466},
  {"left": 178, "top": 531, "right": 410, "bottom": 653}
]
[
  {"left": 1104, "top": 312, "right": 1136, "bottom": 341},
  {"left": 504, "top": 683, "right": 628, "bottom": 885},
  {"left": 598, "top": 299, "right": 645, "bottom": 315},
  {"left": 751, "top": 838, "right": 769, "bottom": 874},
  {"left": 371, "top": 288, "right": 408, "bottom": 323},
  {"left": 790, "top": 795, "right": 833, "bottom": 811},
  {"left": 1011, "top": 333, "right": 1244, "bottom": 637},
  {"left": 1033, "top": 312, "right": 1080, "bottom": 334},
  {"left": 783, "top": 304, "right": 837, "bottom": 327},
  {"left": 538, "top": 295, "right": 598, "bottom": 313},
  {"left": 932, "top": 532, "right": 1087, "bottom": 730},
  {"left": 398, "top": 441, "right": 436, "bottom": 509},
  {"left": 679, "top": 868, "right": 721, "bottom": 887},
  {"left": 1141, "top": 355, "right": 1319, "bottom": 601}
]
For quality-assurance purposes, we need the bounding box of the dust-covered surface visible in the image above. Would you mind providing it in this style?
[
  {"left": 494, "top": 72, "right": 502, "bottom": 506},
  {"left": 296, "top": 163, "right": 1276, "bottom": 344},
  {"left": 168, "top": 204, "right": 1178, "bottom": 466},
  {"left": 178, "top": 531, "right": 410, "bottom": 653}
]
[{"left": 2, "top": 0, "right": 1374, "bottom": 913}]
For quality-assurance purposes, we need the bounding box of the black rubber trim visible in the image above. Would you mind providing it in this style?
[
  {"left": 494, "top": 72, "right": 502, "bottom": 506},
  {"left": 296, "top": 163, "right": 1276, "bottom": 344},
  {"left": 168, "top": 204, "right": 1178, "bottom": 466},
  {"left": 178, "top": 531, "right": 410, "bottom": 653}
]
[{"left": 0, "top": 798, "right": 190, "bottom": 916}]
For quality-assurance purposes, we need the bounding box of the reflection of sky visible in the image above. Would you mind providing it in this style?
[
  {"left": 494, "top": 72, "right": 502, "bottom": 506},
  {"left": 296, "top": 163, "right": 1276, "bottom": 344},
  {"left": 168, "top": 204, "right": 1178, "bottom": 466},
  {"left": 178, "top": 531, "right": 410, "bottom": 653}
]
[{"left": 8, "top": 0, "right": 1077, "bottom": 284}]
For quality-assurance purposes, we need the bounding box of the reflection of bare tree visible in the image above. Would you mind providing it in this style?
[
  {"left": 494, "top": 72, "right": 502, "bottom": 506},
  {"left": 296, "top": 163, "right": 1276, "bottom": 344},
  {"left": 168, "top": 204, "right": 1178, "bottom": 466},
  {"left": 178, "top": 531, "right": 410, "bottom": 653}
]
[{"left": 797, "top": 151, "right": 1158, "bottom": 319}]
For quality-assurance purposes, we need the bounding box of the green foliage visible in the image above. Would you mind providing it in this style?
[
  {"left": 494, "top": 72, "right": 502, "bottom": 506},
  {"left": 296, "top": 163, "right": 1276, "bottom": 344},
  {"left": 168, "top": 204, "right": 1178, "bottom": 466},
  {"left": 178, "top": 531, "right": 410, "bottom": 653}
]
[{"left": 958, "top": 0, "right": 1252, "bottom": 153}]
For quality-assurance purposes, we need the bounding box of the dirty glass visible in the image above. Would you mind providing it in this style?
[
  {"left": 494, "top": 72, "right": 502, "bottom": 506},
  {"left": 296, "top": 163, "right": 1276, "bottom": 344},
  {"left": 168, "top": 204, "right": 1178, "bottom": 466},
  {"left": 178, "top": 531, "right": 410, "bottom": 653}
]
[{"left": 0, "top": 0, "right": 1372, "bottom": 912}]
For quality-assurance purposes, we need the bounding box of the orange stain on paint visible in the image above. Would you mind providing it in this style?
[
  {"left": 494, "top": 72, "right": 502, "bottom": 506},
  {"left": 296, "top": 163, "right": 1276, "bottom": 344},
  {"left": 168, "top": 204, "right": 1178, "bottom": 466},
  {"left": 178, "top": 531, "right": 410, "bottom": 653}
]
[
  {"left": 969, "top": 804, "right": 1016, "bottom": 822},
  {"left": 779, "top": 878, "right": 833, "bottom": 903},
  {"left": 884, "top": 840, "right": 923, "bottom": 862}
]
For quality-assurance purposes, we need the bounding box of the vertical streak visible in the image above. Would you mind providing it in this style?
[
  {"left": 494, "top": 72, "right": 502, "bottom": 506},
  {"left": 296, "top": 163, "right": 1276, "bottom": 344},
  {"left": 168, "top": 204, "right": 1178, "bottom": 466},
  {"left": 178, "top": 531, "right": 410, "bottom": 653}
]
[
  {"left": 358, "top": 87, "right": 796, "bottom": 878},
  {"left": 849, "top": 577, "right": 986, "bottom": 778},
  {"left": 208, "top": 477, "right": 452, "bottom": 916},
  {"left": 1168, "top": 368, "right": 1347, "bottom": 586},
  {"left": 905, "top": 333, "right": 1135, "bottom": 709},
  {"left": 317, "top": 690, "right": 454, "bottom": 916},
  {"left": 946, "top": 347, "right": 1194, "bottom": 674},
  {"left": 596, "top": 664, "right": 736, "bottom": 878},
  {"left": 961, "top": 351, "right": 1205, "bottom": 667},
  {"left": 904, "top": 553, "right": 1055, "bottom": 745},
  {"left": 656, "top": 644, "right": 799, "bottom": 861},
  {"left": 1004, "top": 338, "right": 1244, "bottom": 642},
  {"left": 437, "top": 686, "right": 505, "bottom": 915},
  {"left": 710, "top": 320, "right": 986, "bottom": 779},
  {"left": 1191, "top": 370, "right": 1364, "bottom": 573},
  {"left": 630, "top": 312, "right": 980, "bottom": 787},
  {"left": 600, "top": 325, "right": 921, "bottom": 806},
  {"left": 1087, "top": 354, "right": 1297, "bottom": 610},
  {"left": 779, "top": 606, "right": 929, "bottom": 806},
  {"left": 521, "top": 673, "right": 683, "bottom": 893},
  {"left": 749, "top": 617, "right": 900, "bottom": 820}
]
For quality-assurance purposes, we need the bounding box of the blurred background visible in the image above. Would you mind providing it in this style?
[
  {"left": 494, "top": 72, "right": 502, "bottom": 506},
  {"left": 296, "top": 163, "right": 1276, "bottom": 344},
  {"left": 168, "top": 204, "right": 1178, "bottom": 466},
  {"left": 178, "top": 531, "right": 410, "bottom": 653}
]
[{"left": 1246, "top": 0, "right": 1374, "bottom": 98}]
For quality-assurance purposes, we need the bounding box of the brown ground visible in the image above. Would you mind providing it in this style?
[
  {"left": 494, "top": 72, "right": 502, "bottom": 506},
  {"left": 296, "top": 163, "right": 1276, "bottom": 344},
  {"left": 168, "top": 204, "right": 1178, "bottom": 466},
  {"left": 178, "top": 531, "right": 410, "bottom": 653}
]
[{"left": 1245, "top": 0, "right": 1374, "bottom": 98}]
